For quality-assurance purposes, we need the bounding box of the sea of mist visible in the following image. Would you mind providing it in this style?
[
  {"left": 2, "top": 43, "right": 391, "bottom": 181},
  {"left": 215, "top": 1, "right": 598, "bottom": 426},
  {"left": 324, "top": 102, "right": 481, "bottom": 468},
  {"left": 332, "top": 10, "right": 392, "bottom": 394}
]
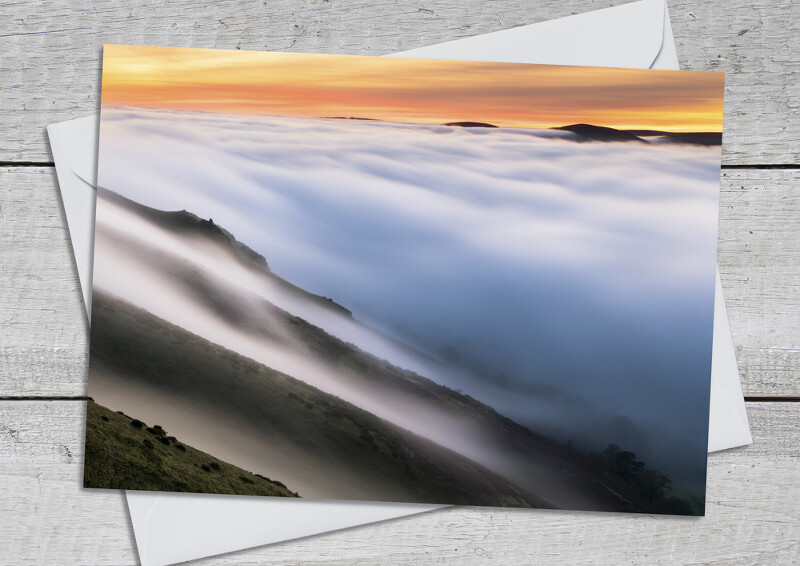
[{"left": 95, "top": 106, "right": 721, "bottom": 489}]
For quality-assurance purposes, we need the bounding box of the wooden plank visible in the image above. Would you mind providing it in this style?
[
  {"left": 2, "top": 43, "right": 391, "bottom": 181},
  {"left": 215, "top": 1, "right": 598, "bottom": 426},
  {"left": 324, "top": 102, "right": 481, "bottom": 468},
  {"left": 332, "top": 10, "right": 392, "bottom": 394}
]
[
  {"left": 0, "top": 401, "right": 136, "bottom": 564},
  {"left": 1, "top": 166, "right": 796, "bottom": 397},
  {"left": 670, "top": 0, "right": 800, "bottom": 165},
  {"left": 0, "top": 400, "right": 797, "bottom": 565},
  {"left": 718, "top": 169, "right": 800, "bottom": 396},
  {"left": 0, "top": 167, "right": 89, "bottom": 397},
  {"left": 0, "top": 0, "right": 798, "bottom": 165}
]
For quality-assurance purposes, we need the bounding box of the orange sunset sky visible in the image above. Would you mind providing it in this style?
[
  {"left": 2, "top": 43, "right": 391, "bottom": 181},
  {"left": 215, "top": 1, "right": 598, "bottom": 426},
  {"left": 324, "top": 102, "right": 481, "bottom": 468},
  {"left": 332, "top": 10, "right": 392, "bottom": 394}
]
[{"left": 101, "top": 44, "right": 725, "bottom": 132}]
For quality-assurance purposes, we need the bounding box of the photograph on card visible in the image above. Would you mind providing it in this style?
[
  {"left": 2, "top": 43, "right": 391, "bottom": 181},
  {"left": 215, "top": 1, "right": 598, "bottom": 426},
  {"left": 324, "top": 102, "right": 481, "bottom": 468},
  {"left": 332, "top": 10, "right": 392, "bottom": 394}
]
[{"left": 85, "top": 45, "right": 724, "bottom": 515}]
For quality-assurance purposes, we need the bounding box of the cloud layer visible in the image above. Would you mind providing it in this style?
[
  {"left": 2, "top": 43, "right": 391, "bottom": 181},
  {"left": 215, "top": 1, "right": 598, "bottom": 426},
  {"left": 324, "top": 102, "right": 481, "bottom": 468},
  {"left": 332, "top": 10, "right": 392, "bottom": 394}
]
[{"left": 97, "top": 107, "right": 721, "bottom": 484}]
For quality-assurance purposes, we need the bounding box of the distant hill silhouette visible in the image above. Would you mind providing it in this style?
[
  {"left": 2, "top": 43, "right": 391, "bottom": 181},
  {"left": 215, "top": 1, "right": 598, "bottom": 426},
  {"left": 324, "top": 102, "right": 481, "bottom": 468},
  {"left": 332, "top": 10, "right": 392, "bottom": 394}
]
[
  {"left": 443, "top": 121, "right": 498, "bottom": 128},
  {"left": 623, "top": 130, "right": 722, "bottom": 146},
  {"left": 320, "top": 116, "right": 381, "bottom": 121},
  {"left": 554, "top": 124, "right": 646, "bottom": 143},
  {"left": 299, "top": 117, "right": 720, "bottom": 146},
  {"left": 553, "top": 124, "right": 721, "bottom": 146}
]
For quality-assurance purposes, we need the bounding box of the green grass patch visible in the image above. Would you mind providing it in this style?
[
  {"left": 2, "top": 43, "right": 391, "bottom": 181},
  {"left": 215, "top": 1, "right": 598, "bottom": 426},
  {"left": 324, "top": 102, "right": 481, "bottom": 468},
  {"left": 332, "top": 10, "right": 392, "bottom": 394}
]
[{"left": 84, "top": 399, "right": 299, "bottom": 497}]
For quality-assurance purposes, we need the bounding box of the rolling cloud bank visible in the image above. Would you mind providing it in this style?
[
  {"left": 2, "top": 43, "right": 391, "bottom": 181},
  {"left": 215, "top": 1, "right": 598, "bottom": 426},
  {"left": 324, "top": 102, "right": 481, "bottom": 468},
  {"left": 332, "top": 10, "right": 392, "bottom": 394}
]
[{"left": 95, "top": 107, "right": 721, "bottom": 492}]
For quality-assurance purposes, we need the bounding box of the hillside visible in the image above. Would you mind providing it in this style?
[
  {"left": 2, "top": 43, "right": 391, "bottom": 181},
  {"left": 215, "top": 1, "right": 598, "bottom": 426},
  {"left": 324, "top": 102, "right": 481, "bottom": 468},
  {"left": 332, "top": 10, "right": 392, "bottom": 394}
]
[
  {"left": 97, "top": 186, "right": 352, "bottom": 318},
  {"left": 89, "top": 291, "right": 551, "bottom": 507},
  {"left": 89, "top": 229, "right": 622, "bottom": 508},
  {"left": 84, "top": 399, "right": 299, "bottom": 497}
]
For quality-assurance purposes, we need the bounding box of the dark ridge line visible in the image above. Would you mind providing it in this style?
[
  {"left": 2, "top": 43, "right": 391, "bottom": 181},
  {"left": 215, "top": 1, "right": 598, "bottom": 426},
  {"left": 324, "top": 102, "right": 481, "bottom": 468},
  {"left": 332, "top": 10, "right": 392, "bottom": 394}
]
[{"left": 744, "top": 396, "right": 800, "bottom": 403}]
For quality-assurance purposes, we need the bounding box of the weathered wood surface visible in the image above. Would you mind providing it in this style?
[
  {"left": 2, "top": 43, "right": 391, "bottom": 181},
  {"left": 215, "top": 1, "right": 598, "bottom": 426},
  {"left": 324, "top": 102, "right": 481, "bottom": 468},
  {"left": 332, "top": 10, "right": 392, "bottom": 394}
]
[
  {"left": 1, "top": 0, "right": 799, "bottom": 165},
  {"left": 2, "top": 166, "right": 797, "bottom": 397},
  {"left": 0, "top": 401, "right": 797, "bottom": 565},
  {"left": 717, "top": 169, "right": 800, "bottom": 397},
  {"left": 1, "top": 0, "right": 798, "bottom": 564}
]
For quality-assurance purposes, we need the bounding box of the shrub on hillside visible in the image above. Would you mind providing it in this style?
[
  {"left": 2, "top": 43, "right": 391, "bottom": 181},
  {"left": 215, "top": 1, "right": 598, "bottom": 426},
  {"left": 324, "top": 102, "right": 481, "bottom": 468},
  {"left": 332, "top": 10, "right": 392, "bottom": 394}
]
[{"left": 146, "top": 426, "right": 166, "bottom": 437}]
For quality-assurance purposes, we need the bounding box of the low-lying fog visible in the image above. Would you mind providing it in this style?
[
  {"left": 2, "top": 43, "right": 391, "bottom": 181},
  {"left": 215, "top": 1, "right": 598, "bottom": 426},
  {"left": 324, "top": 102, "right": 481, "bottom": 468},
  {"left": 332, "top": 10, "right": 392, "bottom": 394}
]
[
  {"left": 95, "top": 107, "right": 721, "bottom": 490},
  {"left": 93, "top": 197, "right": 604, "bottom": 507}
]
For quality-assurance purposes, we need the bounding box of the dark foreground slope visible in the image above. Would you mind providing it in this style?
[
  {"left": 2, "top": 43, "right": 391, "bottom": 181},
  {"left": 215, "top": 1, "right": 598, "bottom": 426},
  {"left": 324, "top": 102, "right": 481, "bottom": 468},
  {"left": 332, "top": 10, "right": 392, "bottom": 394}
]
[
  {"left": 89, "top": 291, "right": 550, "bottom": 508},
  {"left": 84, "top": 399, "right": 299, "bottom": 496}
]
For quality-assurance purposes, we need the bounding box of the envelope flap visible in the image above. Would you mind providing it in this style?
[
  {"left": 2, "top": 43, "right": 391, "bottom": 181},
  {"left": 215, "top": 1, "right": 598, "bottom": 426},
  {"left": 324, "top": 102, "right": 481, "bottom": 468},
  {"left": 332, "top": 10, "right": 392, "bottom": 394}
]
[
  {"left": 129, "top": 494, "right": 441, "bottom": 566},
  {"left": 48, "top": 115, "right": 100, "bottom": 186},
  {"left": 47, "top": 116, "right": 100, "bottom": 317},
  {"left": 392, "top": 0, "right": 666, "bottom": 69}
]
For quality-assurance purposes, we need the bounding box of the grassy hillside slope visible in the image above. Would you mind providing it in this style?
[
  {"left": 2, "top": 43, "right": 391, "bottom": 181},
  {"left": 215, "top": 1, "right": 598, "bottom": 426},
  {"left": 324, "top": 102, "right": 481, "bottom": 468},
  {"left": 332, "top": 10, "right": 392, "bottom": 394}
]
[
  {"left": 88, "top": 292, "right": 550, "bottom": 508},
  {"left": 84, "top": 399, "right": 298, "bottom": 497}
]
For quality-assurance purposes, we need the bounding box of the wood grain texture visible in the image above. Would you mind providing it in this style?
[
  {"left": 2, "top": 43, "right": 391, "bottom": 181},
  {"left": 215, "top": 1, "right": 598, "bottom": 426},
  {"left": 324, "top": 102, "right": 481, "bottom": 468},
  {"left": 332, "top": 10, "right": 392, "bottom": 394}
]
[
  {"left": 0, "top": 0, "right": 799, "bottom": 165},
  {"left": 2, "top": 167, "right": 796, "bottom": 397},
  {"left": 718, "top": 169, "right": 800, "bottom": 396},
  {"left": 1, "top": 1, "right": 798, "bottom": 564},
  {"left": 0, "top": 167, "right": 89, "bottom": 397},
  {"left": 0, "top": 400, "right": 797, "bottom": 565}
]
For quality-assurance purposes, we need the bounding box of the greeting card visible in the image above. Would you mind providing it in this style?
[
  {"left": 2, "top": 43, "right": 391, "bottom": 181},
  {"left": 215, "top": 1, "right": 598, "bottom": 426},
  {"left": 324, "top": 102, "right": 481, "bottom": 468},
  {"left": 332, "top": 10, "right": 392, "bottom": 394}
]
[{"left": 86, "top": 45, "right": 724, "bottom": 515}]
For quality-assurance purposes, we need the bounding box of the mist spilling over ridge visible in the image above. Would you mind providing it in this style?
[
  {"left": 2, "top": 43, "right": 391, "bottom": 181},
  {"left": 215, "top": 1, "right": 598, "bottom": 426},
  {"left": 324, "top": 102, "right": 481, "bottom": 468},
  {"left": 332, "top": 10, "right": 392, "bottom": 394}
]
[
  {"left": 94, "top": 107, "right": 720, "bottom": 499},
  {"left": 89, "top": 187, "right": 698, "bottom": 512}
]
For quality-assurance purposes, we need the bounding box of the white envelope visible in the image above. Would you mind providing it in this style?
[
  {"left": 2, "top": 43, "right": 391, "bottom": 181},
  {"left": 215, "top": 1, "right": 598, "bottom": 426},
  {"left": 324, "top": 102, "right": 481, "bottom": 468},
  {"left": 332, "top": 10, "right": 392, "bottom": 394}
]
[{"left": 48, "top": 1, "right": 751, "bottom": 564}]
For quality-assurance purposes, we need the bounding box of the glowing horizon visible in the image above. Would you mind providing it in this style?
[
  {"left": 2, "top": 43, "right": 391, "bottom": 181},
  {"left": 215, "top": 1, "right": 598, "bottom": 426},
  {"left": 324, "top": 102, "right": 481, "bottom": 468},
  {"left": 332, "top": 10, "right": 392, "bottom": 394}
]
[{"left": 101, "top": 45, "right": 725, "bottom": 133}]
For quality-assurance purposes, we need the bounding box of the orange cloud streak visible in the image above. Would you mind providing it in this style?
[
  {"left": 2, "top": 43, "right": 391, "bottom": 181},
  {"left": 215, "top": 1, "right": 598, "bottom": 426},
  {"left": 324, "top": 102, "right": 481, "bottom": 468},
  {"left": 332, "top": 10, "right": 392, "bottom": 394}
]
[{"left": 101, "top": 45, "right": 724, "bottom": 132}]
